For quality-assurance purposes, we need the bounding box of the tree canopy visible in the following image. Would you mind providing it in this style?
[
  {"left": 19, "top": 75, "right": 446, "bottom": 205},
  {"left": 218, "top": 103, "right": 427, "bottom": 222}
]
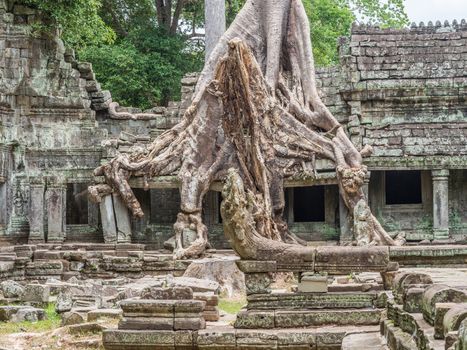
[{"left": 20, "top": 0, "right": 408, "bottom": 108}]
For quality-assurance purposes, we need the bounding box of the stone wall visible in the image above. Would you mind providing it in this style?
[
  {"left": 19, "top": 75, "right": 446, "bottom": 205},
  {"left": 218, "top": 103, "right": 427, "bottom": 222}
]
[
  {"left": 0, "top": 1, "right": 106, "bottom": 243},
  {"left": 0, "top": 2, "right": 466, "bottom": 247}
]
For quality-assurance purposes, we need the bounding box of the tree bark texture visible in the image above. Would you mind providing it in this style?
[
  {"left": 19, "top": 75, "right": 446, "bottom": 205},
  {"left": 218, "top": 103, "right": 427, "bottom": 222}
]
[
  {"left": 89, "top": 0, "right": 405, "bottom": 260},
  {"left": 205, "top": 0, "right": 226, "bottom": 61}
]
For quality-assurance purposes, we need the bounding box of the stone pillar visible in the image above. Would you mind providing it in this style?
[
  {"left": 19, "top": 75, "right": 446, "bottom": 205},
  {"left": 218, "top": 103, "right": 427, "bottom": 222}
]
[
  {"left": 100, "top": 195, "right": 117, "bottom": 244},
  {"left": 99, "top": 194, "right": 132, "bottom": 244},
  {"left": 205, "top": 0, "right": 226, "bottom": 61},
  {"left": 339, "top": 196, "right": 352, "bottom": 245},
  {"left": 113, "top": 193, "right": 132, "bottom": 243},
  {"left": 432, "top": 169, "right": 450, "bottom": 240},
  {"left": 28, "top": 180, "right": 45, "bottom": 243},
  {"left": 46, "top": 183, "right": 66, "bottom": 242}
]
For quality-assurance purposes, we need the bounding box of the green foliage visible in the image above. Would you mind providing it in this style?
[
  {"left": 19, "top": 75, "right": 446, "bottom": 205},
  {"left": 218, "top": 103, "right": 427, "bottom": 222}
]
[
  {"left": 218, "top": 298, "right": 246, "bottom": 314},
  {"left": 21, "top": 0, "right": 115, "bottom": 49},
  {"left": 304, "top": 0, "right": 409, "bottom": 66},
  {"left": 79, "top": 27, "right": 203, "bottom": 108},
  {"left": 0, "top": 303, "right": 60, "bottom": 335}
]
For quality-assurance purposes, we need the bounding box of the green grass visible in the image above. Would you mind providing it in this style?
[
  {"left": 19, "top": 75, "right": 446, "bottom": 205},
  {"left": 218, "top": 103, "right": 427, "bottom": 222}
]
[
  {"left": 218, "top": 299, "right": 245, "bottom": 314},
  {"left": 0, "top": 303, "right": 61, "bottom": 335}
]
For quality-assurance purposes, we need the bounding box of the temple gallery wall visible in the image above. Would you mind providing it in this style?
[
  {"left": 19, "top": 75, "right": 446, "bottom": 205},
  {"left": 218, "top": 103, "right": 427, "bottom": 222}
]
[{"left": 0, "top": 2, "right": 466, "bottom": 247}]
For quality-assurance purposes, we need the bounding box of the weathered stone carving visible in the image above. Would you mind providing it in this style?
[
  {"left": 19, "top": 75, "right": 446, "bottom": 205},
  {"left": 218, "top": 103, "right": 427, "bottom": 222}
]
[{"left": 89, "top": 0, "right": 404, "bottom": 259}]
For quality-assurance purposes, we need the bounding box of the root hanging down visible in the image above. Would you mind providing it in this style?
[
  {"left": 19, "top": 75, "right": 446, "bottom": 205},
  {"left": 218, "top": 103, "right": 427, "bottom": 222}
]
[{"left": 89, "top": 0, "right": 405, "bottom": 260}]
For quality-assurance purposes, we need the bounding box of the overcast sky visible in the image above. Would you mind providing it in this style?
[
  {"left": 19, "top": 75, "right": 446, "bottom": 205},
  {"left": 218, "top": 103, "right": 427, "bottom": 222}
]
[{"left": 405, "top": 0, "right": 467, "bottom": 23}]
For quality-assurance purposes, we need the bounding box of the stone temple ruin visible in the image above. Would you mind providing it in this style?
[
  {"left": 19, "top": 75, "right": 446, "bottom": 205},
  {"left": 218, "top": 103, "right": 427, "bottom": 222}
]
[{"left": 0, "top": 0, "right": 467, "bottom": 349}]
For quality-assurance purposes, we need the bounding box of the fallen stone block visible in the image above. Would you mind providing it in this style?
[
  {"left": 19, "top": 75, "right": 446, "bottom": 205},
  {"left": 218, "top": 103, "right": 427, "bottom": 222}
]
[
  {"left": 421, "top": 284, "right": 467, "bottom": 324},
  {"left": 61, "top": 311, "right": 86, "bottom": 326},
  {"left": 87, "top": 308, "right": 122, "bottom": 322},
  {"left": 443, "top": 303, "right": 467, "bottom": 337},
  {"left": 0, "top": 280, "right": 24, "bottom": 298},
  {"left": 68, "top": 322, "right": 104, "bottom": 335},
  {"left": 173, "top": 277, "right": 219, "bottom": 293},
  {"left": 23, "top": 284, "right": 50, "bottom": 303},
  {"left": 141, "top": 286, "right": 193, "bottom": 300}
]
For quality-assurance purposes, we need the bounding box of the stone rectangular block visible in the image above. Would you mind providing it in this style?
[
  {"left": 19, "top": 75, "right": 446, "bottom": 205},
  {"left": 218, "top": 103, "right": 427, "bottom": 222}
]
[
  {"left": 119, "top": 317, "right": 174, "bottom": 330},
  {"left": 23, "top": 284, "right": 50, "bottom": 303},
  {"left": 174, "top": 317, "right": 205, "bottom": 330},
  {"left": 298, "top": 274, "right": 328, "bottom": 293},
  {"left": 234, "top": 310, "right": 275, "bottom": 329}
]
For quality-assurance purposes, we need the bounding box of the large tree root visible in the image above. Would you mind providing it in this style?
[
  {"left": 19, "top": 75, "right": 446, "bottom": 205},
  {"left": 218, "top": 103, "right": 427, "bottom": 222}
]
[{"left": 89, "top": 0, "right": 404, "bottom": 260}]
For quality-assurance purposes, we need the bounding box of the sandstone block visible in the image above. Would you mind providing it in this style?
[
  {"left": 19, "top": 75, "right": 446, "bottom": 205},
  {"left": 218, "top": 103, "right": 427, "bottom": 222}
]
[
  {"left": 23, "top": 284, "right": 50, "bottom": 303},
  {"left": 0, "top": 280, "right": 24, "bottom": 298},
  {"left": 244, "top": 273, "right": 272, "bottom": 295},
  {"left": 119, "top": 316, "right": 174, "bottom": 330},
  {"left": 235, "top": 310, "right": 274, "bottom": 329},
  {"left": 443, "top": 303, "right": 467, "bottom": 337},
  {"left": 174, "top": 317, "right": 206, "bottom": 330}
]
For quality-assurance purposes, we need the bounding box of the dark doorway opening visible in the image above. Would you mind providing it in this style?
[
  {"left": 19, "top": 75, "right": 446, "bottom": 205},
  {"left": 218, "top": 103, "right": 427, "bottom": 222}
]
[
  {"left": 385, "top": 170, "right": 422, "bottom": 205},
  {"left": 293, "top": 186, "right": 325, "bottom": 222},
  {"left": 66, "top": 183, "right": 88, "bottom": 225}
]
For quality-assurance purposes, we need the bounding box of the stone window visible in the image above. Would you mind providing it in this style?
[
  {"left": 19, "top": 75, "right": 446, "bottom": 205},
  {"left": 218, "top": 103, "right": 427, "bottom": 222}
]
[
  {"left": 66, "top": 183, "right": 89, "bottom": 225},
  {"left": 293, "top": 186, "right": 325, "bottom": 222},
  {"left": 385, "top": 171, "right": 422, "bottom": 205}
]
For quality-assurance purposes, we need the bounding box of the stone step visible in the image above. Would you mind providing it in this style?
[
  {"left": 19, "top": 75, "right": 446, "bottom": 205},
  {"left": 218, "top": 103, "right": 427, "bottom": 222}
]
[
  {"left": 341, "top": 331, "right": 388, "bottom": 350},
  {"left": 246, "top": 291, "right": 378, "bottom": 310},
  {"left": 235, "top": 308, "right": 382, "bottom": 329}
]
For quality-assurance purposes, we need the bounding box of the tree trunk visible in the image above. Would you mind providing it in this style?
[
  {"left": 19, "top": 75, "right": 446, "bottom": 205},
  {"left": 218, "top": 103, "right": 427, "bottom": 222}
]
[
  {"left": 89, "top": 0, "right": 405, "bottom": 260},
  {"left": 204, "top": 0, "right": 226, "bottom": 61}
]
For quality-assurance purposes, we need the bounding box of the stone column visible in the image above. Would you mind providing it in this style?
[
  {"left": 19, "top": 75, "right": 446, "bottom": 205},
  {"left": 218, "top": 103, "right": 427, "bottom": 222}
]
[
  {"left": 339, "top": 196, "right": 352, "bottom": 245},
  {"left": 432, "top": 169, "right": 450, "bottom": 240},
  {"left": 28, "top": 180, "right": 45, "bottom": 243},
  {"left": 46, "top": 183, "right": 66, "bottom": 243},
  {"left": 99, "top": 195, "right": 117, "bottom": 244},
  {"left": 113, "top": 193, "right": 132, "bottom": 243},
  {"left": 99, "top": 194, "right": 132, "bottom": 244},
  {"left": 205, "top": 0, "right": 226, "bottom": 61}
]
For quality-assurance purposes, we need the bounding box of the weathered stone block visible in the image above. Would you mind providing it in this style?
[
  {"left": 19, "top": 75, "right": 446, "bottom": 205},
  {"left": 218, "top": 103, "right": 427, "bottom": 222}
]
[
  {"left": 298, "top": 274, "right": 328, "bottom": 293},
  {"left": 244, "top": 273, "right": 272, "bottom": 295},
  {"left": 23, "top": 284, "right": 50, "bottom": 303},
  {"left": 234, "top": 310, "right": 275, "bottom": 329},
  {"left": 119, "top": 317, "right": 174, "bottom": 330},
  {"left": 141, "top": 286, "right": 193, "bottom": 300},
  {"left": 403, "top": 287, "right": 425, "bottom": 313},
  {"left": 195, "top": 327, "right": 236, "bottom": 349},
  {"left": 443, "top": 303, "right": 467, "bottom": 337},
  {"left": 274, "top": 309, "right": 381, "bottom": 328},
  {"left": 174, "top": 317, "right": 205, "bottom": 330},
  {"left": 421, "top": 284, "right": 467, "bottom": 324},
  {"left": 236, "top": 260, "right": 276, "bottom": 273}
]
